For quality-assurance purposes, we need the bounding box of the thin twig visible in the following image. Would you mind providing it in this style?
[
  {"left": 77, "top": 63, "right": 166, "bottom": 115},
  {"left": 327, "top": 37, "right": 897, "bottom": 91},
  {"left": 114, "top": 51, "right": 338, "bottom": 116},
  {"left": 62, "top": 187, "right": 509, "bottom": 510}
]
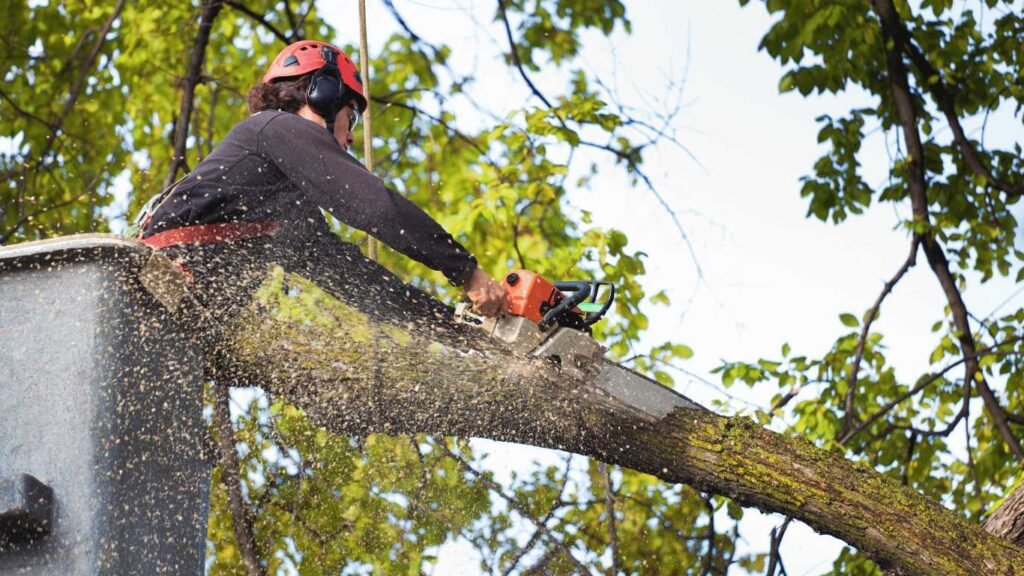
[
  {"left": 843, "top": 237, "right": 920, "bottom": 437},
  {"left": 494, "top": 0, "right": 703, "bottom": 278},
  {"left": 502, "top": 455, "right": 573, "bottom": 576},
  {"left": 224, "top": 0, "right": 290, "bottom": 44},
  {"left": 0, "top": 87, "right": 56, "bottom": 130},
  {"left": 600, "top": 463, "right": 620, "bottom": 575},
  {"left": 838, "top": 336, "right": 1023, "bottom": 444},
  {"left": 442, "top": 444, "right": 595, "bottom": 576},
  {"left": 0, "top": 0, "right": 126, "bottom": 185},
  {"left": 0, "top": 190, "right": 91, "bottom": 244},
  {"left": 382, "top": 0, "right": 442, "bottom": 57},
  {"left": 766, "top": 517, "right": 791, "bottom": 576}
]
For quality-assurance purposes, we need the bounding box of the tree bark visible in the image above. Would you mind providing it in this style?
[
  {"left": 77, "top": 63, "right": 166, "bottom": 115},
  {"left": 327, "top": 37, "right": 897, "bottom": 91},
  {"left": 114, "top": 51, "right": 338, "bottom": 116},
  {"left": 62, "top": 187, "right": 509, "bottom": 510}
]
[
  {"left": 986, "top": 483, "right": 1024, "bottom": 547},
  {"left": 163, "top": 0, "right": 224, "bottom": 191},
  {"left": 215, "top": 267, "right": 1024, "bottom": 576}
]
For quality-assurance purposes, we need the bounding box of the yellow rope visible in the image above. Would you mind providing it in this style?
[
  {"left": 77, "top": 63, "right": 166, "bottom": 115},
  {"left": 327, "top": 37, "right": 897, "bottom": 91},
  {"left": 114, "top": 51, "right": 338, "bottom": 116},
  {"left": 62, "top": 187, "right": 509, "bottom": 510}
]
[{"left": 357, "top": 0, "right": 378, "bottom": 261}]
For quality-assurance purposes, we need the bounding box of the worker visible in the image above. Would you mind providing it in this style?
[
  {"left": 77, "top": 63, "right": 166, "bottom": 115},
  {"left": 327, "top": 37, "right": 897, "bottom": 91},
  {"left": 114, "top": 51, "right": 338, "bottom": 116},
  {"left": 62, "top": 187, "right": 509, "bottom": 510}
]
[{"left": 135, "top": 40, "right": 507, "bottom": 327}]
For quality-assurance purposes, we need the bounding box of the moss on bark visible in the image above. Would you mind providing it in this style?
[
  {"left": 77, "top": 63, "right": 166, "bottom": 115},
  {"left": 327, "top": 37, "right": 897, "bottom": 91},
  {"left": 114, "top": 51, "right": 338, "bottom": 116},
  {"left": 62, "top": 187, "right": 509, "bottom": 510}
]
[{"left": 218, "top": 266, "right": 1024, "bottom": 576}]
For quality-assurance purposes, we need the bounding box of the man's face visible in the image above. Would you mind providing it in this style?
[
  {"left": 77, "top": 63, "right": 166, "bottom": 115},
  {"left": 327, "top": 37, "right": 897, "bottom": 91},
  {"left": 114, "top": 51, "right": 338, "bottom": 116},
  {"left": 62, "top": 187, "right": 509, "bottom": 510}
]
[{"left": 332, "top": 105, "right": 358, "bottom": 153}]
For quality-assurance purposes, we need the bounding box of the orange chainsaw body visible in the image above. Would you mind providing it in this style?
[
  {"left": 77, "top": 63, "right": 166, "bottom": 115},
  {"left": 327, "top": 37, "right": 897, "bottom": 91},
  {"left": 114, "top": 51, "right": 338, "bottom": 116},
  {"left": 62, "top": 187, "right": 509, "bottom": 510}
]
[{"left": 502, "top": 270, "right": 564, "bottom": 324}]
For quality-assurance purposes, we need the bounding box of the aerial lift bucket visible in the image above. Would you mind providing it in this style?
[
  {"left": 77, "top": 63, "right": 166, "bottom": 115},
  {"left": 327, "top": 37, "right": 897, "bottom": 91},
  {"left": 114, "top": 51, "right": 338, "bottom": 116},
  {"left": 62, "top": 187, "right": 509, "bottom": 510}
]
[{"left": 0, "top": 234, "right": 211, "bottom": 575}]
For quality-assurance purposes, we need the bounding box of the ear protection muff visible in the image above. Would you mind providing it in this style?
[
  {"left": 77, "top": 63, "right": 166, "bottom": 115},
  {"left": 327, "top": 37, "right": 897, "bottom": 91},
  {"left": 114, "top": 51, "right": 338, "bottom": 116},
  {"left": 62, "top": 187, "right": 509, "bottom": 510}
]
[{"left": 306, "top": 46, "right": 345, "bottom": 135}]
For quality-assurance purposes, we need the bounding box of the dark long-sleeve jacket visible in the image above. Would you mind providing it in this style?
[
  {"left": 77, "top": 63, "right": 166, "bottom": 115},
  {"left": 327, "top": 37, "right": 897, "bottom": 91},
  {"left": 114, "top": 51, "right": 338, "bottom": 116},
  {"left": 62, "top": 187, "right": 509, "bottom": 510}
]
[{"left": 142, "top": 110, "right": 477, "bottom": 286}]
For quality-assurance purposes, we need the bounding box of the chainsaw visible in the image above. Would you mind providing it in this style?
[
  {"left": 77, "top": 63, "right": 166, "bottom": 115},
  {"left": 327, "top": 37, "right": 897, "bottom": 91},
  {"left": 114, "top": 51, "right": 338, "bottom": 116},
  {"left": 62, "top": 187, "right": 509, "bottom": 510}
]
[{"left": 456, "top": 270, "right": 702, "bottom": 419}]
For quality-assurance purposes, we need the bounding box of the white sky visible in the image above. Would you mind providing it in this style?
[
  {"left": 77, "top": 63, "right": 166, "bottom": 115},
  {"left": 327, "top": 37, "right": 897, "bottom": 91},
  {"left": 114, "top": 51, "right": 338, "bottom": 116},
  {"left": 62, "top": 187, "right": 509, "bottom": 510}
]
[{"left": 316, "top": 0, "right": 1021, "bottom": 573}]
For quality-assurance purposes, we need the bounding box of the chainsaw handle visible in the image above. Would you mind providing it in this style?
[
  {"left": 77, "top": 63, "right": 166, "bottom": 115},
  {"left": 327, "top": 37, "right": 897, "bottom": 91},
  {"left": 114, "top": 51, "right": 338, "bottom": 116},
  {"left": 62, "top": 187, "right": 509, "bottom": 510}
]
[
  {"left": 578, "top": 281, "right": 615, "bottom": 326},
  {"left": 539, "top": 281, "right": 591, "bottom": 330}
]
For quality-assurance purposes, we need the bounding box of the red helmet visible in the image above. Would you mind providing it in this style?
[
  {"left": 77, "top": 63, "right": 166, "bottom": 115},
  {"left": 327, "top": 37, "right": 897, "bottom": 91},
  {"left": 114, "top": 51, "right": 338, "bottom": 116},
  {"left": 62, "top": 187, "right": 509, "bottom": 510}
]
[{"left": 262, "top": 40, "right": 367, "bottom": 113}]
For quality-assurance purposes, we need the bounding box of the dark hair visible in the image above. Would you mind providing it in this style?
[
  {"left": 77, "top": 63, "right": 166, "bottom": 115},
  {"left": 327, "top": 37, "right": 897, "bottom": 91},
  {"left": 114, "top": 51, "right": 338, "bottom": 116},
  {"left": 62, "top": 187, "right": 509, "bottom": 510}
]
[{"left": 247, "top": 74, "right": 312, "bottom": 114}]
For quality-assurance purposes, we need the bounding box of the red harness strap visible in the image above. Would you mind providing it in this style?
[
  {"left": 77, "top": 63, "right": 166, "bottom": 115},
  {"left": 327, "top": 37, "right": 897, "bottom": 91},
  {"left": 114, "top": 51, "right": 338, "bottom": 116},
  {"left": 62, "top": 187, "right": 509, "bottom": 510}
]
[{"left": 140, "top": 221, "right": 281, "bottom": 250}]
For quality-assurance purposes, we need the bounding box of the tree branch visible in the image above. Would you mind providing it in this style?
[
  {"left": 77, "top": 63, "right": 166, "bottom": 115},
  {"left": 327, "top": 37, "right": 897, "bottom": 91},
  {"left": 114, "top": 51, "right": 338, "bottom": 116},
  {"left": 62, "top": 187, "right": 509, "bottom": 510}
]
[
  {"left": 501, "top": 456, "right": 573, "bottom": 576},
  {"left": 222, "top": 278, "right": 1024, "bottom": 575},
  {"left": 700, "top": 496, "right": 716, "bottom": 576},
  {"left": 599, "top": 463, "right": 620, "bottom": 575},
  {"left": 984, "top": 482, "right": 1024, "bottom": 547},
  {"left": 213, "top": 385, "right": 266, "bottom": 576},
  {"left": 374, "top": 96, "right": 490, "bottom": 158},
  {"left": 766, "top": 518, "right": 791, "bottom": 576},
  {"left": 163, "top": 0, "right": 225, "bottom": 191},
  {"left": 839, "top": 336, "right": 1023, "bottom": 445},
  {"left": 0, "top": 87, "right": 56, "bottom": 131},
  {"left": 889, "top": 9, "right": 1022, "bottom": 198},
  {"left": 495, "top": 0, "right": 554, "bottom": 109},
  {"left": 494, "top": 0, "right": 703, "bottom": 278},
  {"left": 0, "top": 190, "right": 91, "bottom": 245},
  {"left": 870, "top": 0, "right": 1023, "bottom": 460},
  {"left": 49, "top": 0, "right": 126, "bottom": 158},
  {"left": 381, "top": 0, "right": 442, "bottom": 57},
  {"left": 442, "top": 445, "right": 595, "bottom": 576},
  {"left": 842, "top": 237, "right": 920, "bottom": 437},
  {"left": 283, "top": 0, "right": 298, "bottom": 32},
  {"left": 224, "top": 0, "right": 290, "bottom": 45},
  {"left": 0, "top": 0, "right": 126, "bottom": 186}
]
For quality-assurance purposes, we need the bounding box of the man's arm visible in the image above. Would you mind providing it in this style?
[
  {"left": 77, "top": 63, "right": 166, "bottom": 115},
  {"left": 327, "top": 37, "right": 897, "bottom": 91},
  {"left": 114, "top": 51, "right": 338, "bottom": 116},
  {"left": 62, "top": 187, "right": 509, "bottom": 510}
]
[{"left": 257, "top": 111, "right": 478, "bottom": 286}]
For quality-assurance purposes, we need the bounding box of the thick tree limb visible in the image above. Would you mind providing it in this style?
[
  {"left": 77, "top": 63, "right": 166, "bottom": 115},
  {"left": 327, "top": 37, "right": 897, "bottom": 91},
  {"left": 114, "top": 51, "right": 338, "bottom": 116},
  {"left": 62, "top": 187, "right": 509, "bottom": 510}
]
[
  {"left": 985, "top": 482, "right": 1024, "bottom": 547},
  {"left": 217, "top": 268, "right": 1024, "bottom": 576},
  {"left": 870, "top": 0, "right": 1023, "bottom": 460},
  {"left": 163, "top": 0, "right": 224, "bottom": 191}
]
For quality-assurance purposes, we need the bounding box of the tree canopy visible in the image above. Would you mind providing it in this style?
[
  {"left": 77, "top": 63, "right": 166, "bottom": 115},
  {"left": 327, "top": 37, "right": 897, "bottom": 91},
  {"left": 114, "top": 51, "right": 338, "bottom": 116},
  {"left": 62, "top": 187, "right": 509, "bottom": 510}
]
[{"left": 1, "top": 0, "right": 1022, "bottom": 574}]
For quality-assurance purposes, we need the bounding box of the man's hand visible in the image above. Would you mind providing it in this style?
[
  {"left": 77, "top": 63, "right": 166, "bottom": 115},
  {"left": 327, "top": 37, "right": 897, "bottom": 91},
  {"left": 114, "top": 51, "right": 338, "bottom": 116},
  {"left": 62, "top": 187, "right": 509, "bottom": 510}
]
[{"left": 464, "top": 267, "right": 508, "bottom": 317}]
